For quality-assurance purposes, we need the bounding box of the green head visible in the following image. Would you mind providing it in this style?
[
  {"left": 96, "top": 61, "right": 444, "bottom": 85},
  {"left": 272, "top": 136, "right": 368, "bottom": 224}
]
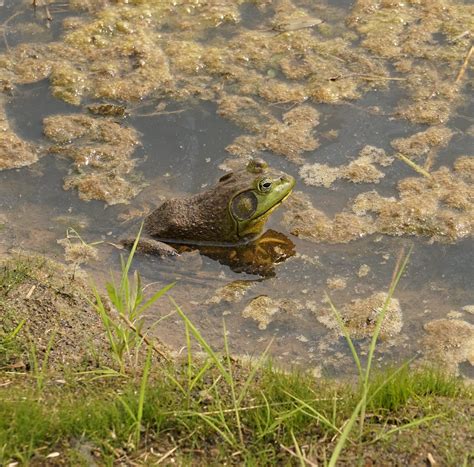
[{"left": 221, "top": 159, "right": 295, "bottom": 240}]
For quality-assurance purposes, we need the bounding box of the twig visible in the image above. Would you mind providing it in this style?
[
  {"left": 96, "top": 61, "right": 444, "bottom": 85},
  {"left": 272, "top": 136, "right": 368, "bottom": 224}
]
[
  {"left": 280, "top": 444, "right": 318, "bottom": 467},
  {"left": 1, "top": 11, "right": 22, "bottom": 51},
  {"left": 45, "top": 5, "right": 52, "bottom": 22},
  {"left": 330, "top": 73, "right": 407, "bottom": 82},
  {"left": 455, "top": 45, "right": 473, "bottom": 84},
  {"left": 32, "top": 0, "right": 52, "bottom": 23},
  {"left": 25, "top": 285, "right": 36, "bottom": 299},
  {"left": 155, "top": 446, "right": 178, "bottom": 464},
  {"left": 117, "top": 312, "right": 170, "bottom": 362},
  {"left": 132, "top": 109, "right": 186, "bottom": 118}
]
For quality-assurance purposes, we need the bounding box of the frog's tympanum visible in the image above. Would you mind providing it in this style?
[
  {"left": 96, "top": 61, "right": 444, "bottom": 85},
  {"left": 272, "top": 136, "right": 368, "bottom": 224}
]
[{"left": 126, "top": 159, "right": 295, "bottom": 275}]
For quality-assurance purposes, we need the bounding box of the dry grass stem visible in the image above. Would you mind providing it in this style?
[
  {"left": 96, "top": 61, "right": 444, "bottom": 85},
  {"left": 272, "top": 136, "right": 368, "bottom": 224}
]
[
  {"left": 117, "top": 312, "right": 169, "bottom": 362},
  {"left": 455, "top": 45, "right": 473, "bottom": 84},
  {"left": 396, "top": 153, "right": 433, "bottom": 179}
]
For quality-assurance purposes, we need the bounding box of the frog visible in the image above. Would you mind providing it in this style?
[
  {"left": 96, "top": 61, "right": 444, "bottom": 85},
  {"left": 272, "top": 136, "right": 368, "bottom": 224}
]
[{"left": 123, "top": 158, "right": 295, "bottom": 266}]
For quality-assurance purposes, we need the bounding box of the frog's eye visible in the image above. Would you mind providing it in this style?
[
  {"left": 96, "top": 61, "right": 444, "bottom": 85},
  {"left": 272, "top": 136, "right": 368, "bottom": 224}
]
[
  {"left": 231, "top": 191, "right": 258, "bottom": 221},
  {"left": 258, "top": 178, "right": 272, "bottom": 193},
  {"left": 219, "top": 172, "right": 233, "bottom": 183}
]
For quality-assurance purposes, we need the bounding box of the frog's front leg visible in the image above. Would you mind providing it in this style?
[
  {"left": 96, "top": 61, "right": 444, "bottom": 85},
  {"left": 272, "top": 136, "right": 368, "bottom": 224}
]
[{"left": 121, "top": 236, "right": 179, "bottom": 257}]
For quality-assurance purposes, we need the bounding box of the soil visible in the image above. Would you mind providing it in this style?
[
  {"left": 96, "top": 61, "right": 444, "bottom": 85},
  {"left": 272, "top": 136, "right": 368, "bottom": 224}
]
[{"left": 1, "top": 253, "right": 115, "bottom": 372}]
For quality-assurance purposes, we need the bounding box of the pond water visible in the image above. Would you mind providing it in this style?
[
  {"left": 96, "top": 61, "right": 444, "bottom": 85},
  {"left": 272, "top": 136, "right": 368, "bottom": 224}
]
[{"left": 0, "top": 0, "right": 473, "bottom": 378}]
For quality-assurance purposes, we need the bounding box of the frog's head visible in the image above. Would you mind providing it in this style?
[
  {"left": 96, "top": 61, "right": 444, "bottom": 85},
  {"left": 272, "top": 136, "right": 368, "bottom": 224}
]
[{"left": 219, "top": 159, "right": 295, "bottom": 241}]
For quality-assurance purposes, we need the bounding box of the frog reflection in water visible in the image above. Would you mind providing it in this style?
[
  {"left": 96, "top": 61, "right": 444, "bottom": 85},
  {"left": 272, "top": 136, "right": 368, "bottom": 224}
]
[{"left": 128, "top": 159, "right": 296, "bottom": 276}]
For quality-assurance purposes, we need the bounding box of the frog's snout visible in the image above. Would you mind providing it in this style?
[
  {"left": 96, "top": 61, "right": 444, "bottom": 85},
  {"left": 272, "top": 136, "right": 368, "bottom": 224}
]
[{"left": 280, "top": 174, "right": 295, "bottom": 187}]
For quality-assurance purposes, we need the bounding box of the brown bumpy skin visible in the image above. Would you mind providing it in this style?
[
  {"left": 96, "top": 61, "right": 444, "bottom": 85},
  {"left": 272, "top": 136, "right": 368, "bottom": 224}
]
[{"left": 144, "top": 187, "right": 237, "bottom": 243}]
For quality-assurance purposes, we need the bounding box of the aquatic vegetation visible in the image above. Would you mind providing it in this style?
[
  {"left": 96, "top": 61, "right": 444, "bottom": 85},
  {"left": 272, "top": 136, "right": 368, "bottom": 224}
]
[
  {"left": 422, "top": 319, "right": 474, "bottom": 375},
  {"left": 0, "top": 0, "right": 388, "bottom": 191},
  {"left": 205, "top": 279, "right": 255, "bottom": 305},
  {"left": 326, "top": 275, "right": 347, "bottom": 291},
  {"left": 454, "top": 155, "right": 474, "bottom": 182},
  {"left": 43, "top": 114, "right": 143, "bottom": 204},
  {"left": 318, "top": 291, "right": 403, "bottom": 341},
  {"left": 349, "top": 0, "right": 473, "bottom": 124},
  {"left": 218, "top": 96, "right": 320, "bottom": 163},
  {"left": 353, "top": 166, "right": 474, "bottom": 241},
  {"left": 286, "top": 156, "right": 474, "bottom": 243},
  {"left": 391, "top": 126, "right": 454, "bottom": 160},
  {"left": 300, "top": 145, "right": 392, "bottom": 188},
  {"left": 241, "top": 295, "right": 303, "bottom": 330},
  {"left": 283, "top": 191, "right": 375, "bottom": 243},
  {"left": 57, "top": 227, "right": 101, "bottom": 266},
  {"left": 0, "top": 97, "right": 38, "bottom": 170}
]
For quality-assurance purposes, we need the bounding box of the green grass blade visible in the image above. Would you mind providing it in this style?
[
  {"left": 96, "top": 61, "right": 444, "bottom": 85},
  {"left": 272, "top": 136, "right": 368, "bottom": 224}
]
[
  {"left": 190, "top": 359, "right": 213, "bottom": 392},
  {"left": 122, "top": 222, "right": 143, "bottom": 282},
  {"left": 194, "top": 412, "right": 236, "bottom": 447},
  {"left": 283, "top": 390, "right": 339, "bottom": 433},
  {"left": 328, "top": 396, "right": 365, "bottom": 467},
  {"left": 136, "top": 282, "right": 175, "bottom": 316},
  {"left": 6, "top": 319, "right": 26, "bottom": 341},
  {"left": 237, "top": 338, "right": 274, "bottom": 406},
  {"left": 290, "top": 429, "right": 306, "bottom": 467},
  {"left": 223, "top": 320, "right": 244, "bottom": 446},
  {"left": 325, "top": 293, "right": 363, "bottom": 380},
  {"left": 375, "top": 414, "right": 442, "bottom": 442},
  {"left": 171, "top": 297, "right": 231, "bottom": 385},
  {"left": 117, "top": 396, "right": 137, "bottom": 421},
  {"left": 135, "top": 345, "right": 153, "bottom": 447},
  {"left": 364, "top": 248, "right": 412, "bottom": 388}
]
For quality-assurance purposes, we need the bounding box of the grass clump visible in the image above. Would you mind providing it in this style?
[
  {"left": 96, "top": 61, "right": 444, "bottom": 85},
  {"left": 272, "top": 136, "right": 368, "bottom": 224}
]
[
  {"left": 368, "top": 365, "right": 464, "bottom": 412},
  {"left": 0, "top": 319, "right": 25, "bottom": 368},
  {"left": 0, "top": 360, "right": 470, "bottom": 465},
  {"left": 89, "top": 223, "right": 173, "bottom": 375}
]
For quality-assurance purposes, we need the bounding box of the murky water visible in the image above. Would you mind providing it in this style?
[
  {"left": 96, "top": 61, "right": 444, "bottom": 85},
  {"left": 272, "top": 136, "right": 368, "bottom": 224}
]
[{"left": 0, "top": 0, "right": 473, "bottom": 378}]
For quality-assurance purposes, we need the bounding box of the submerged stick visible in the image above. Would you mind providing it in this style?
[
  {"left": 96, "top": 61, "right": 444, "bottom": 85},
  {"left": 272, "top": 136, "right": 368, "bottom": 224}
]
[
  {"left": 32, "top": 0, "right": 52, "bottom": 23},
  {"left": 396, "top": 153, "right": 432, "bottom": 179}
]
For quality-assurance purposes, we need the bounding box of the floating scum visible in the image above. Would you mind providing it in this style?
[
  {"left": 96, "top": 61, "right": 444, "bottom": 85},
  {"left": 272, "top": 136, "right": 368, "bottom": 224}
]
[{"left": 0, "top": 0, "right": 471, "bottom": 234}]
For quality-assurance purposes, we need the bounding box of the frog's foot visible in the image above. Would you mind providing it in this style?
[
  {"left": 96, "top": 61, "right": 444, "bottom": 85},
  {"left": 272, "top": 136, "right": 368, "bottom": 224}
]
[{"left": 121, "top": 237, "right": 179, "bottom": 257}]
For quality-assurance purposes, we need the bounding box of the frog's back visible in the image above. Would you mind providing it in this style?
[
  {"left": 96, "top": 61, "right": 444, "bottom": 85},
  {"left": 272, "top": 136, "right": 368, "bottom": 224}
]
[{"left": 144, "top": 190, "right": 235, "bottom": 243}]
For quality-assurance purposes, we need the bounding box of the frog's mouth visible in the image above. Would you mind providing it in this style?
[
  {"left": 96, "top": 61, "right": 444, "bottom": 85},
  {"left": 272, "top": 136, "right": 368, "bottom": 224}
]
[
  {"left": 256, "top": 190, "right": 293, "bottom": 220},
  {"left": 237, "top": 190, "right": 293, "bottom": 240}
]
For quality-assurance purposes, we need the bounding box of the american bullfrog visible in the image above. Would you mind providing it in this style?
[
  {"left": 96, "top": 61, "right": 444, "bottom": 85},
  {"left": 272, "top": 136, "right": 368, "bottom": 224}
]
[{"left": 126, "top": 159, "right": 295, "bottom": 261}]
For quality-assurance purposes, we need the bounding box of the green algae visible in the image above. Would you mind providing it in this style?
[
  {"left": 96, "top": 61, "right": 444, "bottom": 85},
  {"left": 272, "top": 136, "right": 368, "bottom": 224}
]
[
  {"left": 43, "top": 114, "right": 143, "bottom": 204},
  {"left": 0, "top": 96, "right": 38, "bottom": 170},
  {"left": 317, "top": 291, "right": 403, "bottom": 341},
  {"left": 349, "top": 0, "right": 473, "bottom": 125},
  {"left": 0, "top": 0, "right": 472, "bottom": 225},
  {"left": 284, "top": 158, "right": 474, "bottom": 244},
  {"left": 422, "top": 319, "right": 474, "bottom": 375}
]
